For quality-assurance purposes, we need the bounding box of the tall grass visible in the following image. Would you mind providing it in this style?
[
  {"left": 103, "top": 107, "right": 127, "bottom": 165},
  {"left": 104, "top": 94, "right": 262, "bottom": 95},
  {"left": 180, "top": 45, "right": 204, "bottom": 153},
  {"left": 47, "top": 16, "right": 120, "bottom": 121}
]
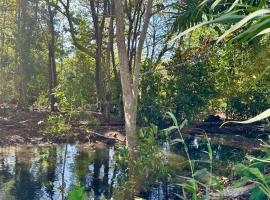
[{"left": 164, "top": 112, "right": 220, "bottom": 199}]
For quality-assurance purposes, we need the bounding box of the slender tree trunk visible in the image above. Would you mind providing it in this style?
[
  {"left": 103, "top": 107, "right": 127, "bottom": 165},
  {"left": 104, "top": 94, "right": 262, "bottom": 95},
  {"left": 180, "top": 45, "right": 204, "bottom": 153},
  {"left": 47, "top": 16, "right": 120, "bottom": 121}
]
[
  {"left": 104, "top": 14, "right": 114, "bottom": 123},
  {"left": 48, "top": 4, "right": 58, "bottom": 112},
  {"left": 89, "top": 0, "right": 107, "bottom": 111},
  {"left": 114, "top": 1, "right": 153, "bottom": 196},
  {"left": 114, "top": 0, "right": 136, "bottom": 150},
  {"left": 16, "top": 0, "right": 27, "bottom": 110},
  {"left": 114, "top": 0, "right": 153, "bottom": 149},
  {"left": 0, "top": 12, "right": 6, "bottom": 103}
]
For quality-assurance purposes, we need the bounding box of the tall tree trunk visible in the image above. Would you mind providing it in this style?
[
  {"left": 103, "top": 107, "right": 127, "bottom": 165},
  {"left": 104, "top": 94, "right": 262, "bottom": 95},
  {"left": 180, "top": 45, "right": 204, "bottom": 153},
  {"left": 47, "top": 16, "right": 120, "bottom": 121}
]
[
  {"left": 0, "top": 11, "right": 6, "bottom": 103},
  {"left": 114, "top": 0, "right": 137, "bottom": 150},
  {"left": 16, "top": 0, "right": 28, "bottom": 110},
  {"left": 104, "top": 15, "right": 114, "bottom": 123},
  {"left": 114, "top": 0, "right": 153, "bottom": 196},
  {"left": 89, "top": 0, "right": 107, "bottom": 111},
  {"left": 114, "top": 0, "right": 153, "bottom": 150},
  {"left": 48, "top": 4, "right": 58, "bottom": 112}
]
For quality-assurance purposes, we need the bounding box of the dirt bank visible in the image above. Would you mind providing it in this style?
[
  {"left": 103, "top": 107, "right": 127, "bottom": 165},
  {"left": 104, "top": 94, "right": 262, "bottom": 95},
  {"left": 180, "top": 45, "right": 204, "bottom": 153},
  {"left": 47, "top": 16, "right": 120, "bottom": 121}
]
[{"left": 0, "top": 105, "right": 125, "bottom": 147}]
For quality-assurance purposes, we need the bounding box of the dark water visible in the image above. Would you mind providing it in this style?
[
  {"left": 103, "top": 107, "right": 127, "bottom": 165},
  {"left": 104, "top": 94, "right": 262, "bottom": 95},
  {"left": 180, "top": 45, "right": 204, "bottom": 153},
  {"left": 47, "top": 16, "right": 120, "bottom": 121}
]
[{"left": 0, "top": 138, "right": 261, "bottom": 200}]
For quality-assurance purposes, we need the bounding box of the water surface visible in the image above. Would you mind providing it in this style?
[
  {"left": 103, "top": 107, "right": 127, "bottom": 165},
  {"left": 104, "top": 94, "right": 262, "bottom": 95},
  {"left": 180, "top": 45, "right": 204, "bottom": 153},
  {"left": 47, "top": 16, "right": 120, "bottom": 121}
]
[{"left": 0, "top": 137, "right": 261, "bottom": 200}]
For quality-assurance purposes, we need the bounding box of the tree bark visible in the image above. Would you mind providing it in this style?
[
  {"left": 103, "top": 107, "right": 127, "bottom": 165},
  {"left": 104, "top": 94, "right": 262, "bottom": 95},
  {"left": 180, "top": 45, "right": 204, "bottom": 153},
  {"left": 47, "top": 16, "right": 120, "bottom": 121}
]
[
  {"left": 89, "top": 0, "right": 106, "bottom": 111},
  {"left": 114, "top": 0, "right": 136, "bottom": 150},
  {"left": 114, "top": 0, "right": 153, "bottom": 151},
  {"left": 16, "top": 0, "right": 28, "bottom": 110},
  {"left": 0, "top": 7, "right": 6, "bottom": 103},
  {"left": 48, "top": 4, "right": 58, "bottom": 112},
  {"left": 104, "top": 6, "right": 114, "bottom": 123}
]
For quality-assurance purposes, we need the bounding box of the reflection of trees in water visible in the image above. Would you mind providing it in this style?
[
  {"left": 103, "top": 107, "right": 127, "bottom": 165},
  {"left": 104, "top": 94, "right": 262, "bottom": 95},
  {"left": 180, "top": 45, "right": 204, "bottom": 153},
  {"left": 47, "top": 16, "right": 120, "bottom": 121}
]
[
  {"left": 93, "top": 147, "right": 110, "bottom": 199},
  {"left": 44, "top": 147, "right": 57, "bottom": 200},
  {"left": 0, "top": 145, "right": 118, "bottom": 200},
  {"left": 171, "top": 137, "right": 248, "bottom": 177},
  {"left": 74, "top": 147, "right": 114, "bottom": 199},
  {"left": 0, "top": 156, "right": 13, "bottom": 182},
  {"left": 11, "top": 149, "right": 43, "bottom": 200},
  {"left": 0, "top": 151, "right": 16, "bottom": 200}
]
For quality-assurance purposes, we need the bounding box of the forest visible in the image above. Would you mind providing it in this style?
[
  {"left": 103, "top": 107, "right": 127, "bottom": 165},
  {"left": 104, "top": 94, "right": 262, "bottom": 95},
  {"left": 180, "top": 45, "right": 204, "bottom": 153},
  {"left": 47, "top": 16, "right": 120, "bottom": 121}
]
[{"left": 0, "top": 0, "right": 270, "bottom": 199}]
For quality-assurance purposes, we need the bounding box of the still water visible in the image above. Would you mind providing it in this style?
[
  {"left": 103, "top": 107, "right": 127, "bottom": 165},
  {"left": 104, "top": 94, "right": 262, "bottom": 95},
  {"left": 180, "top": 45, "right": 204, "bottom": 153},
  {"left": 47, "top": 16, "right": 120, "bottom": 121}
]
[{"left": 0, "top": 137, "right": 261, "bottom": 200}]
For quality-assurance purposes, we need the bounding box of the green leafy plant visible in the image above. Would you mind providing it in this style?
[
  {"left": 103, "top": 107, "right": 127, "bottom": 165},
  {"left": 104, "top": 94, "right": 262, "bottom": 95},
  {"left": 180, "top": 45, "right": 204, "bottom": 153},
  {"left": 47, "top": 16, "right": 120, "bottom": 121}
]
[
  {"left": 174, "top": 1, "right": 270, "bottom": 43},
  {"left": 68, "top": 185, "right": 88, "bottom": 200},
  {"left": 164, "top": 112, "right": 222, "bottom": 200},
  {"left": 233, "top": 140, "right": 270, "bottom": 200},
  {"left": 114, "top": 124, "right": 170, "bottom": 198},
  {"left": 222, "top": 109, "right": 270, "bottom": 199},
  {"left": 42, "top": 113, "right": 71, "bottom": 137}
]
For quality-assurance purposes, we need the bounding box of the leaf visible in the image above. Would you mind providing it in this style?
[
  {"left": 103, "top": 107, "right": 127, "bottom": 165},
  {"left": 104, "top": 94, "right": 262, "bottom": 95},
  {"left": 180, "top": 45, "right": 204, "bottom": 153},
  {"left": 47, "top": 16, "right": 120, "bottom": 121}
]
[
  {"left": 166, "top": 112, "right": 178, "bottom": 126},
  {"left": 211, "top": 0, "right": 223, "bottom": 9},
  {"left": 217, "top": 9, "right": 270, "bottom": 42},
  {"left": 233, "top": 176, "right": 251, "bottom": 187},
  {"left": 163, "top": 126, "right": 178, "bottom": 134},
  {"left": 199, "top": 0, "right": 210, "bottom": 7},
  {"left": 170, "top": 138, "right": 184, "bottom": 145},
  {"left": 174, "top": 10, "right": 244, "bottom": 39},
  {"left": 68, "top": 186, "right": 87, "bottom": 200},
  {"left": 179, "top": 119, "right": 188, "bottom": 131},
  {"left": 233, "top": 17, "right": 270, "bottom": 42},
  {"left": 248, "top": 168, "right": 265, "bottom": 182},
  {"left": 226, "top": 0, "right": 240, "bottom": 13},
  {"left": 255, "top": 27, "right": 270, "bottom": 37},
  {"left": 221, "top": 108, "right": 270, "bottom": 127},
  {"left": 193, "top": 168, "right": 208, "bottom": 177},
  {"left": 249, "top": 187, "right": 268, "bottom": 200},
  {"left": 184, "top": 179, "right": 198, "bottom": 193},
  {"left": 237, "top": 165, "right": 265, "bottom": 183}
]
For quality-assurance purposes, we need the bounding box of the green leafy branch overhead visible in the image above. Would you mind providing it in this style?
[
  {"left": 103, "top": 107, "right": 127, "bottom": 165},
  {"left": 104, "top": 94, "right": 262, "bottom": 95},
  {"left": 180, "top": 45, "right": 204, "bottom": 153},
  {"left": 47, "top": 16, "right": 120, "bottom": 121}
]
[{"left": 173, "top": 0, "right": 270, "bottom": 42}]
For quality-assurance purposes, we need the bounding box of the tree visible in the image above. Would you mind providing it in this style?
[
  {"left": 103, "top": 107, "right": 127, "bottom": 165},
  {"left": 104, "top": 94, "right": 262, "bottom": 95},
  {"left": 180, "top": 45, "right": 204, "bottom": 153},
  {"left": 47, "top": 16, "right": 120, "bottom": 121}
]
[
  {"left": 52, "top": 0, "right": 112, "bottom": 113},
  {"left": 114, "top": 0, "right": 153, "bottom": 150},
  {"left": 47, "top": 2, "right": 58, "bottom": 112}
]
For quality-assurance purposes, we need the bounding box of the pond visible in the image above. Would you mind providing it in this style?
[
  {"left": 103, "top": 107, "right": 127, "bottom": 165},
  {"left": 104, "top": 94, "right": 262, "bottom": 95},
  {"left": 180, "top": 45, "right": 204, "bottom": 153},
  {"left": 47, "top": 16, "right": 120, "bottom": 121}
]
[{"left": 0, "top": 137, "right": 262, "bottom": 200}]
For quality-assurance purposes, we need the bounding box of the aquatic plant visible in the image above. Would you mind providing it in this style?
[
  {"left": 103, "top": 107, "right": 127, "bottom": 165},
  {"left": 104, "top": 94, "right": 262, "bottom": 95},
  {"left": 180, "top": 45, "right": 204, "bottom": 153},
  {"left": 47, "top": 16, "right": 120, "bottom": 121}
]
[
  {"left": 164, "top": 112, "right": 222, "bottom": 199},
  {"left": 114, "top": 124, "right": 170, "bottom": 198}
]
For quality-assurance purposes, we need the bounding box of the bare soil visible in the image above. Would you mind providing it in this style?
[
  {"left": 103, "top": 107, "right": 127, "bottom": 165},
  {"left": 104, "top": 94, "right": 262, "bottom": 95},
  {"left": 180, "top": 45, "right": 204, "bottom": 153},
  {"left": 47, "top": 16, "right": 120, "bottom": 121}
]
[{"left": 0, "top": 104, "right": 125, "bottom": 147}]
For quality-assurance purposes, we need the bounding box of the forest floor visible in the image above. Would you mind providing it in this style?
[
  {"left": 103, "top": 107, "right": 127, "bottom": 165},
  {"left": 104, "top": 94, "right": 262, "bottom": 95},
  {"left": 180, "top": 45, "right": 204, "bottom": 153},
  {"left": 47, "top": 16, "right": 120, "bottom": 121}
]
[
  {"left": 0, "top": 104, "right": 126, "bottom": 146},
  {"left": 0, "top": 104, "right": 267, "bottom": 148}
]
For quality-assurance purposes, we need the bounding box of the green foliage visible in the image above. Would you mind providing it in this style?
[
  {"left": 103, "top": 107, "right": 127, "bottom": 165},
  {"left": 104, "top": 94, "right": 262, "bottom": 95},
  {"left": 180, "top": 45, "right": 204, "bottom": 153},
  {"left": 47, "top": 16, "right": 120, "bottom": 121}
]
[
  {"left": 55, "top": 55, "right": 96, "bottom": 111},
  {"left": 234, "top": 162, "right": 270, "bottom": 199},
  {"left": 114, "top": 124, "right": 170, "bottom": 197},
  {"left": 164, "top": 112, "right": 222, "bottom": 199},
  {"left": 165, "top": 29, "right": 219, "bottom": 119},
  {"left": 42, "top": 113, "right": 71, "bottom": 137},
  {"left": 136, "top": 125, "right": 170, "bottom": 187},
  {"left": 233, "top": 129, "right": 270, "bottom": 200},
  {"left": 138, "top": 61, "right": 171, "bottom": 126},
  {"left": 174, "top": 0, "right": 270, "bottom": 42},
  {"left": 68, "top": 185, "right": 88, "bottom": 200},
  {"left": 33, "top": 91, "right": 50, "bottom": 108}
]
